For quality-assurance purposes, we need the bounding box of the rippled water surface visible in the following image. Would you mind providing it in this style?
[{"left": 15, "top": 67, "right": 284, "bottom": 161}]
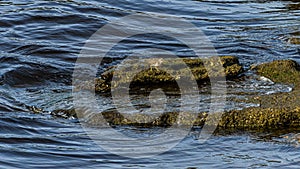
[{"left": 0, "top": 0, "right": 300, "bottom": 168}]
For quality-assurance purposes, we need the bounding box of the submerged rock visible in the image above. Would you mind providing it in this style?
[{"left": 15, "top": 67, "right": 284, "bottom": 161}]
[{"left": 51, "top": 108, "right": 77, "bottom": 118}]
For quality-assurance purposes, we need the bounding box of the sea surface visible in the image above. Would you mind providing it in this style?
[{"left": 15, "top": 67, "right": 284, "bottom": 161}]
[{"left": 0, "top": 0, "right": 300, "bottom": 168}]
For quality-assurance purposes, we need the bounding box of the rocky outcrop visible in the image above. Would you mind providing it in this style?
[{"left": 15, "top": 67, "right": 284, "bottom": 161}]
[
  {"left": 74, "top": 59, "right": 300, "bottom": 131},
  {"left": 50, "top": 58, "right": 300, "bottom": 132},
  {"left": 252, "top": 59, "right": 300, "bottom": 86},
  {"left": 76, "top": 56, "right": 243, "bottom": 93}
]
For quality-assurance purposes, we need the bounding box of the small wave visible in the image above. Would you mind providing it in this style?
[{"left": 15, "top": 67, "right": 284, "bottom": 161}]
[{"left": 1, "top": 63, "right": 72, "bottom": 87}]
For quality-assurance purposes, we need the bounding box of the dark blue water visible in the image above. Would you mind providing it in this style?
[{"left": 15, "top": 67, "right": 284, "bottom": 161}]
[{"left": 0, "top": 0, "right": 299, "bottom": 168}]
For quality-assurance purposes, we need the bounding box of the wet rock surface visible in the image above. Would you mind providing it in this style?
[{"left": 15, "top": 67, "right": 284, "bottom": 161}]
[
  {"left": 60, "top": 58, "right": 300, "bottom": 132},
  {"left": 76, "top": 56, "right": 243, "bottom": 93},
  {"left": 252, "top": 59, "right": 300, "bottom": 86}
]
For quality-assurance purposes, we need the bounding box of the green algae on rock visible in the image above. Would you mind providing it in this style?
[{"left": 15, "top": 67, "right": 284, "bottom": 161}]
[
  {"left": 67, "top": 59, "right": 300, "bottom": 131},
  {"left": 84, "top": 56, "right": 243, "bottom": 93},
  {"left": 246, "top": 60, "right": 300, "bottom": 110},
  {"left": 76, "top": 59, "right": 300, "bottom": 131},
  {"left": 252, "top": 59, "right": 300, "bottom": 87},
  {"left": 77, "top": 109, "right": 207, "bottom": 128},
  {"left": 76, "top": 104, "right": 300, "bottom": 131},
  {"left": 218, "top": 106, "right": 300, "bottom": 130},
  {"left": 223, "top": 59, "right": 300, "bottom": 130}
]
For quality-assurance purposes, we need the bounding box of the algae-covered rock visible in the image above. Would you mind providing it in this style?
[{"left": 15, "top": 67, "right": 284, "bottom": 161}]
[
  {"left": 53, "top": 58, "right": 300, "bottom": 132},
  {"left": 81, "top": 109, "right": 207, "bottom": 128},
  {"left": 228, "top": 59, "right": 300, "bottom": 130},
  {"left": 76, "top": 104, "right": 300, "bottom": 131},
  {"left": 89, "top": 56, "right": 243, "bottom": 93},
  {"left": 218, "top": 106, "right": 300, "bottom": 130},
  {"left": 252, "top": 59, "right": 300, "bottom": 87},
  {"left": 79, "top": 59, "right": 300, "bottom": 131}
]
